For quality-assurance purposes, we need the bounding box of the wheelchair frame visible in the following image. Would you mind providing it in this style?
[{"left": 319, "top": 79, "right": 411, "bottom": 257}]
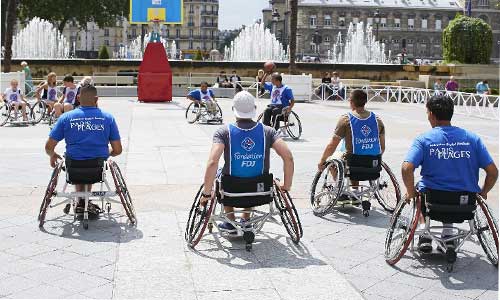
[
  {"left": 38, "top": 160, "right": 137, "bottom": 230},
  {"left": 0, "top": 99, "right": 46, "bottom": 126},
  {"left": 185, "top": 173, "right": 303, "bottom": 251},
  {"left": 257, "top": 108, "right": 302, "bottom": 140},
  {"left": 185, "top": 100, "right": 223, "bottom": 124},
  {"left": 310, "top": 158, "right": 401, "bottom": 217},
  {"left": 385, "top": 194, "right": 499, "bottom": 272}
]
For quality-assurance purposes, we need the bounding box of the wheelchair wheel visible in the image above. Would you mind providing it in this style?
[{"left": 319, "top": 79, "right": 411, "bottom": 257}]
[
  {"left": 38, "top": 162, "right": 62, "bottom": 227},
  {"left": 475, "top": 196, "right": 499, "bottom": 266},
  {"left": 310, "top": 159, "right": 344, "bottom": 216},
  {"left": 274, "top": 180, "right": 303, "bottom": 242},
  {"left": 374, "top": 161, "right": 401, "bottom": 213},
  {"left": 285, "top": 111, "right": 302, "bottom": 140},
  {"left": 257, "top": 112, "right": 263, "bottom": 123},
  {"left": 30, "top": 100, "right": 46, "bottom": 124},
  {"left": 384, "top": 197, "right": 421, "bottom": 265},
  {"left": 212, "top": 102, "right": 223, "bottom": 123},
  {"left": 185, "top": 102, "right": 201, "bottom": 124},
  {"left": 0, "top": 103, "right": 11, "bottom": 126},
  {"left": 185, "top": 184, "right": 216, "bottom": 248},
  {"left": 109, "top": 160, "right": 137, "bottom": 225}
]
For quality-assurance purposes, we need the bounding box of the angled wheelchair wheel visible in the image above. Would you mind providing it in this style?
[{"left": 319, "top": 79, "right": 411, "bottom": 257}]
[
  {"left": 0, "top": 103, "right": 11, "bottom": 126},
  {"left": 256, "top": 112, "right": 264, "bottom": 123},
  {"left": 475, "top": 196, "right": 499, "bottom": 267},
  {"left": 185, "top": 184, "right": 216, "bottom": 248},
  {"left": 213, "top": 102, "right": 223, "bottom": 123},
  {"left": 374, "top": 161, "right": 401, "bottom": 213},
  {"left": 185, "top": 102, "right": 201, "bottom": 124},
  {"left": 310, "top": 159, "right": 344, "bottom": 216},
  {"left": 30, "top": 100, "right": 46, "bottom": 124},
  {"left": 109, "top": 160, "right": 137, "bottom": 225},
  {"left": 38, "top": 162, "right": 62, "bottom": 227},
  {"left": 384, "top": 197, "right": 421, "bottom": 265},
  {"left": 274, "top": 180, "right": 303, "bottom": 242},
  {"left": 285, "top": 111, "right": 302, "bottom": 140}
]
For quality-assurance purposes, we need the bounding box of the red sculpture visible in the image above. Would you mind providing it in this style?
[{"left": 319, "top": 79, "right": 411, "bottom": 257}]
[{"left": 137, "top": 42, "right": 172, "bottom": 102}]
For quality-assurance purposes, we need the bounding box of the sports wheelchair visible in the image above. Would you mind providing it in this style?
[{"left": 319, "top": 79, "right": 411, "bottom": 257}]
[
  {"left": 310, "top": 154, "right": 401, "bottom": 217},
  {"left": 257, "top": 108, "right": 302, "bottom": 140},
  {"left": 185, "top": 171, "right": 303, "bottom": 251},
  {"left": 185, "top": 100, "right": 223, "bottom": 124},
  {"left": 385, "top": 191, "right": 498, "bottom": 272},
  {"left": 38, "top": 158, "right": 137, "bottom": 230},
  {"left": 0, "top": 99, "right": 46, "bottom": 126}
]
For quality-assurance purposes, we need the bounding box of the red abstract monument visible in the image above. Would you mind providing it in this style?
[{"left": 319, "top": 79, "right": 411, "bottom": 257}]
[{"left": 137, "top": 42, "right": 172, "bottom": 102}]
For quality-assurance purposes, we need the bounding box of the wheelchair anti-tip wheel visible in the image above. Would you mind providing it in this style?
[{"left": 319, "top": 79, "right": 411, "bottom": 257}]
[
  {"left": 185, "top": 184, "right": 216, "bottom": 249},
  {"left": 274, "top": 180, "right": 303, "bottom": 243},
  {"left": 374, "top": 161, "right": 401, "bottom": 213},
  {"left": 285, "top": 111, "right": 302, "bottom": 140},
  {"left": 109, "top": 160, "right": 137, "bottom": 225},
  {"left": 38, "top": 162, "right": 62, "bottom": 227},
  {"left": 475, "top": 196, "right": 499, "bottom": 267},
  {"left": 0, "top": 103, "right": 11, "bottom": 126},
  {"left": 30, "top": 100, "right": 46, "bottom": 124},
  {"left": 310, "top": 159, "right": 344, "bottom": 216},
  {"left": 384, "top": 197, "right": 421, "bottom": 265}
]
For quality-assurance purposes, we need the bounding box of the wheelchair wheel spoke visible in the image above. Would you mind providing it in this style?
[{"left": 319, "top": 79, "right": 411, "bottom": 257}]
[
  {"left": 375, "top": 161, "right": 401, "bottom": 213},
  {"left": 109, "top": 161, "right": 136, "bottom": 225},
  {"left": 38, "top": 163, "right": 61, "bottom": 227},
  {"left": 185, "top": 102, "right": 201, "bottom": 124},
  {"left": 274, "top": 181, "right": 302, "bottom": 242},
  {"left": 285, "top": 111, "right": 302, "bottom": 140},
  {"left": 310, "top": 160, "right": 343, "bottom": 216},
  {"left": 475, "top": 198, "right": 499, "bottom": 266},
  {"left": 185, "top": 184, "right": 215, "bottom": 248}
]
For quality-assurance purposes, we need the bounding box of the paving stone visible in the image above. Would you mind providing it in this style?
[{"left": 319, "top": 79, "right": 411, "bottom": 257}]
[
  {"left": 196, "top": 289, "right": 281, "bottom": 300},
  {"left": 4, "top": 242, "right": 58, "bottom": 259},
  {"left": 79, "top": 283, "right": 113, "bottom": 299},
  {"left": 0, "top": 275, "right": 38, "bottom": 296},
  {"left": 2, "top": 258, "right": 47, "bottom": 276},
  {"left": 22, "top": 264, "right": 81, "bottom": 284},
  {"left": 30, "top": 249, "right": 83, "bottom": 265},
  {"left": 6, "top": 283, "right": 71, "bottom": 299},
  {"left": 363, "top": 281, "right": 424, "bottom": 300},
  {"left": 51, "top": 273, "right": 110, "bottom": 294},
  {"left": 411, "top": 290, "right": 474, "bottom": 300},
  {"left": 476, "top": 290, "right": 500, "bottom": 300}
]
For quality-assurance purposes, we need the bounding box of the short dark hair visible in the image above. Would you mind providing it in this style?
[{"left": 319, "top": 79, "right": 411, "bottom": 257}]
[
  {"left": 200, "top": 81, "right": 209, "bottom": 87},
  {"left": 483, "top": 80, "right": 488, "bottom": 84},
  {"left": 271, "top": 72, "right": 282, "bottom": 82},
  {"left": 63, "top": 75, "right": 74, "bottom": 83},
  {"left": 426, "top": 95, "right": 454, "bottom": 121},
  {"left": 350, "top": 89, "right": 367, "bottom": 107}
]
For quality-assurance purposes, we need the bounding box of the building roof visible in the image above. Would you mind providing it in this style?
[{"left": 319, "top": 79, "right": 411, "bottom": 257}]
[{"left": 299, "top": 0, "right": 463, "bottom": 10}]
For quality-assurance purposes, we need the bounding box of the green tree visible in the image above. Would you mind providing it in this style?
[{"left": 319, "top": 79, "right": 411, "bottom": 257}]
[
  {"left": 194, "top": 49, "right": 203, "bottom": 60},
  {"left": 18, "top": 0, "right": 128, "bottom": 32},
  {"left": 288, "top": 0, "right": 298, "bottom": 74},
  {"left": 442, "top": 15, "right": 492, "bottom": 64},
  {"left": 3, "top": 0, "right": 18, "bottom": 72},
  {"left": 98, "top": 45, "right": 110, "bottom": 59}
]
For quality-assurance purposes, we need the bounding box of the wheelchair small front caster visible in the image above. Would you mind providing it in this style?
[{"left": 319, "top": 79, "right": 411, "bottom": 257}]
[
  {"left": 105, "top": 203, "right": 111, "bottom": 214},
  {"left": 363, "top": 210, "right": 369, "bottom": 217},
  {"left": 208, "top": 223, "right": 213, "bottom": 233},
  {"left": 362, "top": 201, "right": 371, "bottom": 217},
  {"left": 243, "top": 231, "right": 255, "bottom": 252},
  {"left": 63, "top": 204, "right": 71, "bottom": 215},
  {"left": 245, "top": 244, "right": 252, "bottom": 252},
  {"left": 83, "top": 221, "right": 89, "bottom": 230}
]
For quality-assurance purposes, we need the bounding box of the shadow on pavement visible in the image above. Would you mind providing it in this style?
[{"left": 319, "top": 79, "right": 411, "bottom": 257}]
[{"left": 317, "top": 206, "right": 391, "bottom": 229}]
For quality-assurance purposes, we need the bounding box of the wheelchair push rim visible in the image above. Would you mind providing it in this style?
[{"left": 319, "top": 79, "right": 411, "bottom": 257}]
[
  {"left": 185, "top": 184, "right": 216, "bottom": 248},
  {"left": 274, "top": 180, "right": 303, "bottom": 242},
  {"left": 38, "top": 162, "right": 62, "bottom": 227},
  {"left": 109, "top": 160, "right": 137, "bottom": 225},
  {"left": 475, "top": 196, "right": 499, "bottom": 266},
  {"left": 310, "top": 159, "right": 344, "bottom": 216},
  {"left": 285, "top": 111, "right": 302, "bottom": 140},
  {"left": 0, "top": 103, "right": 11, "bottom": 126},
  {"left": 30, "top": 100, "right": 46, "bottom": 124},
  {"left": 384, "top": 196, "right": 421, "bottom": 265},
  {"left": 374, "top": 161, "right": 401, "bottom": 213},
  {"left": 185, "top": 102, "right": 201, "bottom": 124}
]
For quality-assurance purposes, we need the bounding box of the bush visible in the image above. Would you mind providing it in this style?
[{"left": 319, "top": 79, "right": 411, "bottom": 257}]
[
  {"left": 442, "top": 15, "right": 492, "bottom": 64},
  {"left": 98, "top": 45, "right": 110, "bottom": 59},
  {"left": 194, "top": 49, "right": 203, "bottom": 61}
]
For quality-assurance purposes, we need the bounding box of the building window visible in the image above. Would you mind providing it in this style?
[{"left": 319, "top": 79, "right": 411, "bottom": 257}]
[
  {"left": 339, "top": 17, "right": 345, "bottom": 27},
  {"left": 478, "top": 0, "right": 489, "bottom": 6},
  {"left": 395, "top": 18, "right": 400, "bottom": 28},
  {"left": 131, "top": 28, "right": 137, "bottom": 37},
  {"left": 104, "top": 40, "right": 109, "bottom": 46},
  {"left": 176, "top": 29, "right": 180, "bottom": 38},
  {"left": 189, "top": 4, "right": 194, "bottom": 13},
  {"left": 104, "top": 29, "right": 109, "bottom": 37},
  {"left": 211, "top": 30, "right": 214, "bottom": 38},
  {"left": 421, "top": 18, "right": 427, "bottom": 29},
  {"left": 352, "top": 17, "right": 359, "bottom": 25},
  {"left": 408, "top": 18, "right": 414, "bottom": 29},
  {"left": 380, "top": 18, "right": 387, "bottom": 27},
  {"left": 367, "top": 17, "right": 373, "bottom": 25},
  {"left": 310, "top": 15, "right": 317, "bottom": 27},
  {"left": 324, "top": 36, "right": 331, "bottom": 43},
  {"left": 189, "top": 29, "right": 193, "bottom": 38},
  {"left": 310, "top": 44, "right": 316, "bottom": 51},
  {"left": 435, "top": 19, "right": 442, "bottom": 30},
  {"left": 324, "top": 15, "right": 332, "bottom": 26},
  {"left": 189, "top": 40, "right": 193, "bottom": 49}
]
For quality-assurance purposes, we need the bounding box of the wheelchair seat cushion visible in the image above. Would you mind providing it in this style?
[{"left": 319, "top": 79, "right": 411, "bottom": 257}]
[
  {"left": 345, "top": 154, "right": 382, "bottom": 181},
  {"left": 422, "top": 189, "right": 477, "bottom": 223},
  {"left": 66, "top": 158, "right": 105, "bottom": 184},
  {"left": 219, "top": 173, "right": 274, "bottom": 208}
]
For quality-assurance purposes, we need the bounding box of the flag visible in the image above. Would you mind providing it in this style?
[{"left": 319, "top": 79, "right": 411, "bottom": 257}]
[{"left": 466, "top": 0, "right": 472, "bottom": 17}]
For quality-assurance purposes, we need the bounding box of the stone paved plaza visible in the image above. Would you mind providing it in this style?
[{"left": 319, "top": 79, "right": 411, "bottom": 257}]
[{"left": 0, "top": 97, "right": 498, "bottom": 299}]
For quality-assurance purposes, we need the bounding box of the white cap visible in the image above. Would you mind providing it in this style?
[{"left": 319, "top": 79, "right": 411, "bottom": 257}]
[{"left": 232, "top": 91, "right": 256, "bottom": 119}]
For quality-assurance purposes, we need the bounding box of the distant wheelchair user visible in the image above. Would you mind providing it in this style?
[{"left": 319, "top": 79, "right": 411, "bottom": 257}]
[
  {"left": 0, "top": 79, "right": 29, "bottom": 126},
  {"left": 185, "top": 81, "right": 223, "bottom": 124},
  {"left": 39, "top": 84, "right": 136, "bottom": 230},
  {"left": 185, "top": 91, "right": 302, "bottom": 251},
  {"left": 311, "top": 89, "right": 401, "bottom": 217},
  {"left": 257, "top": 72, "right": 302, "bottom": 140},
  {"left": 385, "top": 95, "right": 498, "bottom": 271}
]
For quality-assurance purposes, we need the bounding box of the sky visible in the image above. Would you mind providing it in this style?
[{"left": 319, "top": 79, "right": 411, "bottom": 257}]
[{"left": 218, "top": 0, "right": 269, "bottom": 30}]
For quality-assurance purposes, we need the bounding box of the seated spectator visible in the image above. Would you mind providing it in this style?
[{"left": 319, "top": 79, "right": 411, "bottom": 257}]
[
  {"left": 216, "top": 71, "right": 231, "bottom": 88},
  {"left": 476, "top": 80, "right": 491, "bottom": 95},
  {"left": 445, "top": 76, "right": 459, "bottom": 92},
  {"left": 229, "top": 70, "right": 241, "bottom": 88},
  {"left": 331, "top": 71, "right": 345, "bottom": 100},
  {"left": 433, "top": 79, "right": 444, "bottom": 95}
]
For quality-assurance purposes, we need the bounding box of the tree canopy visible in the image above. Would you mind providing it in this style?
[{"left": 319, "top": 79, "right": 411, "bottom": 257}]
[{"left": 18, "top": 0, "right": 129, "bottom": 32}]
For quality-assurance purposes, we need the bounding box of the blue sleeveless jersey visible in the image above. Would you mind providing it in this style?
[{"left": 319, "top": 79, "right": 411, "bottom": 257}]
[
  {"left": 348, "top": 112, "right": 381, "bottom": 155},
  {"left": 228, "top": 123, "right": 265, "bottom": 177}
]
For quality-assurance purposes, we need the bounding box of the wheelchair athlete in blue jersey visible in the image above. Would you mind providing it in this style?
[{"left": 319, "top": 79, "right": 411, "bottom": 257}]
[
  {"left": 311, "top": 89, "right": 400, "bottom": 217},
  {"left": 185, "top": 81, "right": 222, "bottom": 124},
  {"left": 185, "top": 91, "right": 302, "bottom": 251}
]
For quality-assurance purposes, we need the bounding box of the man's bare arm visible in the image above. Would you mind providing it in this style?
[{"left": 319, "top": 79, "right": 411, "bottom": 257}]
[
  {"left": 480, "top": 163, "right": 498, "bottom": 199},
  {"left": 202, "top": 143, "right": 225, "bottom": 195},
  {"left": 272, "top": 139, "right": 294, "bottom": 191},
  {"left": 401, "top": 162, "right": 417, "bottom": 199},
  {"left": 109, "top": 140, "right": 122, "bottom": 157}
]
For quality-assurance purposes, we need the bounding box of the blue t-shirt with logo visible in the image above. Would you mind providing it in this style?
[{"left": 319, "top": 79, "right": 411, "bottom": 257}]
[
  {"left": 405, "top": 126, "right": 493, "bottom": 193},
  {"left": 188, "top": 89, "right": 214, "bottom": 101},
  {"left": 49, "top": 107, "right": 120, "bottom": 160},
  {"left": 263, "top": 83, "right": 294, "bottom": 107},
  {"left": 476, "top": 82, "right": 489, "bottom": 94}
]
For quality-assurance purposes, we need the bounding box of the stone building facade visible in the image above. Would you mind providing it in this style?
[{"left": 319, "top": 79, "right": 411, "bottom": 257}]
[{"left": 263, "top": 0, "right": 500, "bottom": 62}]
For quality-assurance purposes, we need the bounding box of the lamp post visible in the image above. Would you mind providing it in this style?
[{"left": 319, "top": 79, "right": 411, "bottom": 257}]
[
  {"left": 272, "top": 9, "right": 281, "bottom": 37},
  {"left": 374, "top": 9, "right": 380, "bottom": 42},
  {"left": 313, "top": 30, "right": 322, "bottom": 56}
]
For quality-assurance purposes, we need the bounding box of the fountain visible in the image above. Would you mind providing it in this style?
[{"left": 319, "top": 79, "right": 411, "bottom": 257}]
[
  {"left": 224, "top": 23, "right": 287, "bottom": 62},
  {"left": 116, "top": 33, "right": 178, "bottom": 60},
  {"left": 12, "top": 17, "right": 70, "bottom": 59}
]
